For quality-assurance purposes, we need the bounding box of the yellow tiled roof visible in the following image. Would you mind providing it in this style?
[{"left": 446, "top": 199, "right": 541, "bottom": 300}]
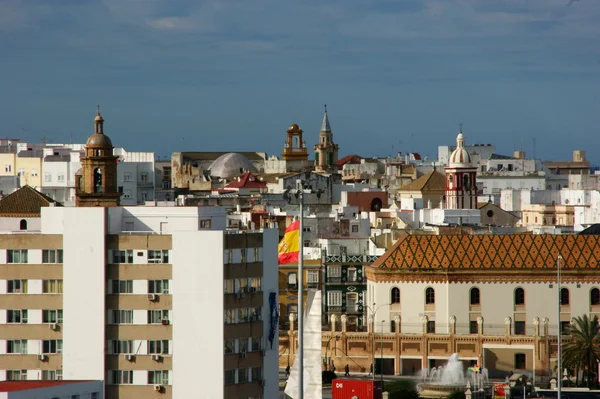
[
  {"left": 0, "top": 185, "right": 62, "bottom": 217},
  {"left": 372, "top": 233, "right": 600, "bottom": 270}
]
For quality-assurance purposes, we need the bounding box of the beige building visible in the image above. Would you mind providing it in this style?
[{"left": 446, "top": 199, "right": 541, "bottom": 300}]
[{"left": 520, "top": 204, "right": 574, "bottom": 227}]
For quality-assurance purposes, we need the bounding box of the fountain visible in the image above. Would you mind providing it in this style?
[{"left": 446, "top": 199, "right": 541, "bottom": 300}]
[{"left": 417, "top": 354, "right": 491, "bottom": 398}]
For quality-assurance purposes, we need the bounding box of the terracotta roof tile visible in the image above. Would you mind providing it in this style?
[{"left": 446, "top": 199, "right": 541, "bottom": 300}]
[
  {"left": 372, "top": 233, "right": 600, "bottom": 270},
  {"left": 397, "top": 170, "right": 446, "bottom": 192},
  {"left": 0, "top": 185, "right": 62, "bottom": 217}
]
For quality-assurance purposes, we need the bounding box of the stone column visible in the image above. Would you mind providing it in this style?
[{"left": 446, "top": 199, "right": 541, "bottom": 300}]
[
  {"left": 289, "top": 313, "right": 296, "bottom": 333},
  {"left": 543, "top": 317, "right": 549, "bottom": 337},
  {"left": 504, "top": 317, "right": 512, "bottom": 336},
  {"left": 330, "top": 314, "right": 337, "bottom": 333},
  {"left": 394, "top": 315, "right": 401, "bottom": 335},
  {"left": 477, "top": 316, "right": 484, "bottom": 335},
  {"left": 422, "top": 315, "right": 429, "bottom": 335},
  {"left": 449, "top": 316, "right": 457, "bottom": 335},
  {"left": 341, "top": 314, "right": 347, "bottom": 333},
  {"left": 533, "top": 317, "right": 540, "bottom": 336}
]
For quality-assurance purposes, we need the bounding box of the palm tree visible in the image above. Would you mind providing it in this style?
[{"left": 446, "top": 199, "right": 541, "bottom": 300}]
[{"left": 561, "top": 314, "right": 600, "bottom": 388}]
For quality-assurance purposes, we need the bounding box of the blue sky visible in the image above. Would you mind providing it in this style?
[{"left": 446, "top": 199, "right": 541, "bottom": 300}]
[{"left": 1, "top": 0, "right": 599, "bottom": 163}]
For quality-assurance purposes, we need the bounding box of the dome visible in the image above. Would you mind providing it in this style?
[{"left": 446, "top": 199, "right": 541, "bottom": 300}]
[
  {"left": 87, "top": 133, "right": 113, "bottom": 147},
  {"left": 95, "top": 113, "right": 104, "bottom": 122},
  {"left": 208, "top": 153, "right": 257, "bottom": 179},
  {"left": 449, "top": 133, "right": 472, "bottom": 167}
]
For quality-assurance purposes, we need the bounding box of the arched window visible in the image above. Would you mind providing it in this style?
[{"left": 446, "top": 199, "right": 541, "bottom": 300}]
[
  {"left": 391, "top": 287, "right": 400, "bottom": 304},
  {"left": 591, "top": 288, "right": 600, "bottom": 306},
  {"left": 19, "top": 219, "right": 27, "bottom": 231},
  {"left": 463, "top": 174, "right": 470, "bottom": 190},
  {"left": 561, "top": 288, "right": 570, "bottom": 305},
  {"left": 514, "top": 288, "right": 525, "bottom": 305},
  {"left": 287, "top": 272, "right": 297, "bottom": 289},
  {"left": 93, "top": 168, "right": 103, "bottom": 193},
  {"left": 470, "top": 287, "right": 480, "bottom": 305},
  {"left": 425, "top": 287, "right": 435, "bottom": 305}
]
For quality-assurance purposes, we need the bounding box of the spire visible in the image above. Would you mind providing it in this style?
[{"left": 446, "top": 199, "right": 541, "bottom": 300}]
[{"left": 320, "top": 104, "right": 331, "bottom": 133}]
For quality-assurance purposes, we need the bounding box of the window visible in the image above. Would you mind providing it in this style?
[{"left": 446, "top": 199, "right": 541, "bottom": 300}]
[
  {"left": 591, "top": 288, "right": 600, "bottom": 305},
  {"left": 469, "top": 320, "right": 478, "bottom": 334},
  {"left": 108, "top": 370, "right": 133, "bottom": 385},
  {"left": 123, "top": 172, "right": 132, "bottom": 181},
  {"left": 225, "top": 309, "right": 235, "bottom": 324},
  {"left": 43, "top": 280, "right": 63, "bottom": 293},
  {"left": 251, "top": 337, "right": 261, "bottom": 351},
  {"left": 224, "top": 279, "right": 235, "bottom": 294},
  {"left": 42, "top": 309, "right": 63, "bottom": 323},
  {"left": 91, "top": 393, "right": 99, "bottom": 399},
  {"left": 251, "top": 367, "right": 263, "bottom": 381},
  {"left": 426, "top": 320, "right": 436, "bottom": 333},
  {"left": 347, "top": 267, "right": 357, "bottom": 282},
  {"left": 30, "top": 168, "right": 38, "bottom": 177},
  {"left": 148, "top": 250, "right": 169, "bottom": 264},
  {"left": 110, "top": 340, "right": 133, "bottom": 354},
  {"left": 236, "top": 278, "right": 248, "bottom": 293},
  {"left": 140, "top": 172, "right": 148, "bottom": 182},
  {"left": 225, "top": 370, "right": 236, "bottom": 385},
  {"left": 238, "top": 308, "right": 248, "bottom": 323},
  {"left": 110, "top": 310, "right": 133, "bottom": 324},
  {"left": 240, "top": 248, "right": 247, "bottom": 262},
  {"left": 7, "top": 340, "right": 28, "bottom": 354},
  {"left": 238, "top": 368, "right": 248, "bottom": 383},
  {"left": 5, "top": 164, "right": 11, "bottom": 172},
  {"left": 224, "top": 339, "right": 235, "bottom": 354},
  {"left": 71, "top": 395, "right": 80, "bottom": 399},
  {"left": 111, "top": 280, "right": 133, "bottom": 294},
  {"left": 514, "top": 321, "right": 526, "bottom": 335},
  {"left": 515, "top": 353, "right": 526, "bottom": 369},
  {"left": 561, "top": 321, "right": 571, "bottom": 334},
  {"left": 328, "top": 265, "right": 342, "bottom": 279},
  {"left": 251, "top": 307, "right": 262, "bottom": 321},
  {"left": 7, "top": 309, "right": 28, "bottom": 323},
  {"left": 200, "top": 219, "right": 212, "bottom": 229},
  {"left": 148, "top": 280, "right": 169, "bottom": 294},
  {"left": 148, "top": 370, "right": 169, "bottom": 385},
  {"left": 561, "top": 288, "right": 570, "bottom": 305},
  {"left": 17, "top": 168, "right": 25, "bottom": 177},
  {"left": 239, "top": 338, "right": 248, "bottom": 353},
  {"left": 57, "top": 172, "right": 65, "bottom": 182},
  {"left": 288, "top": 272, "right": 298, "bottom": 289},
  {"left": 224, "top": 249, "right": 232, "bottom": 264},
  {"left": 148, "top": 340, "right": 169, "bottom": 355},
  {"left": 425, "top": 287, "right": 435, "bottom": 305},
  {"left": 307, "top": 270, "right": 319, "bottom": 288},
  {"left": 148, "top": 310, "right": 169, "bottom": 324},
  {"left": 514, "top": 288, "right": 525, "bottom": 305},
  {"left": 42, "top": 339, "right": 63, "bottom": 354},
  {"left": 6, "top": 370, "right": 27, "bottom": 380},
  {"left": 7, "top": 279, "right": 27, "bottom": 294},
  {"left": 352, "top": 225, "right": 359, "bottom": 233},
  {"left": 249, "top": 277, "right": 262, "bottom": 292},
  {"left": 391, "top": 287, "right": 400, "bottom": 304},
  {"left": 19, "top": 219, "right": 27, "bottom": 230},
  {"left": 470, "top": 287, "right": 480, "bottom": 305},
  {"left": 41, "top": 370, "right": 63, "bottom": 380},
  {"left": 43, "top": 250, "right": 63, "bottom": 263},
  {"left": 45, "top": 172, "right": 52, "bottom": 182},
  {"left": 328, "top": 291, "right": 343, "bottom": 307},
  {"left": 111, "top": 250, "right": 133, "bottom": 264},
  {"left": 7, "top": 249, "right": 28, "bottom": 263}
]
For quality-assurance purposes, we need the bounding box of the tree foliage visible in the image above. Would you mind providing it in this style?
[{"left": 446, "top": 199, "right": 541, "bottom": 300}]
[{"left": 562, "top": 314, "right": 600, "bottom": 388}]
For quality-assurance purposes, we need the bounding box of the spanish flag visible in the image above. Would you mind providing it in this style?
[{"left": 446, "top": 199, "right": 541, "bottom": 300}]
[{"left": 278, "top": 220, "right": 300, "bottom": 264}]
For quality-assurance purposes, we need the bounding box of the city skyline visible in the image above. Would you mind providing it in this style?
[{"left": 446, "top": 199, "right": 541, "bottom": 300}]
[{"left": 1, "top": 0, "right": 599, "bottom": 163}]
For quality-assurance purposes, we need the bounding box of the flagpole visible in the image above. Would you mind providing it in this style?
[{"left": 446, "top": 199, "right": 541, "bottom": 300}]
[{"left": 298, "top": 182, "right": 304, "bottom": 399}]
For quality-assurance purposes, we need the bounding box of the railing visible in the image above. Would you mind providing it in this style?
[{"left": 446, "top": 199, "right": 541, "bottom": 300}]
[
  {"left": 324, "top": 255, "right": 380, "bottom": 263},
  {"left": 326, "top": 277, "right": 341, "bottom": 283}
]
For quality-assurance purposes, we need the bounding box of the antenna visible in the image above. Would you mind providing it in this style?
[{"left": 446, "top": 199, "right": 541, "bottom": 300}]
[
  {"left": 532, "top": 137, "right": 536, "bottom": 161},
  {"left": 42, "top": 131, "right": 47, "bottom": 145}
]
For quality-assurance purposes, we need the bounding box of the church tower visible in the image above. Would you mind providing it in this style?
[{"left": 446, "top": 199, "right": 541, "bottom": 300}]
[
  {"left": 314, "top": 105, "right": 339, "bottom": 173},
  {"left": 75, "top": 108, "right": 120, "bottom": 207},
  {"left": 282, "top": 123, "right": 308, "bottom": 161},
  {"left": 445, "top": 129, "right": 477, "bottom": 209}
]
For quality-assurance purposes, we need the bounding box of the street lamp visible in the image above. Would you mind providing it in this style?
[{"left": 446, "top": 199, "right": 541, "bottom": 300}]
[
  {"left": 557, "top": 255, "right": 563, "bottom": 399},
  {"left": 324, "top": 335, "right": 339, "bottom": 371},
  {"left": 381, "top": 319, "right": 385, "bottom": 383},
  {"left": 283, "top": 181, "right": 323, "bottom": 399},
  {"left": 365, "top": 303, "right": 390, "bottom": 381}
]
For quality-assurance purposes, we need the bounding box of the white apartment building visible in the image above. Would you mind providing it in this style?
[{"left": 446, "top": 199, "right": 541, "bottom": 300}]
[{"left": 0, "top": 205, "right": 279, "bottom": 399}]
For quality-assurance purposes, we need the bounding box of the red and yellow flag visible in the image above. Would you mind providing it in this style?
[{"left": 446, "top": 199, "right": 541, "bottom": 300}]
[{"left": 278, "top": 220, "right": 300, "bottom": 264}]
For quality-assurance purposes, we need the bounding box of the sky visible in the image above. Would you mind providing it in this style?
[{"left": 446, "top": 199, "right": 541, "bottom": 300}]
[{"left": 1, "top": 0, "right": 599, "bottom": 164}]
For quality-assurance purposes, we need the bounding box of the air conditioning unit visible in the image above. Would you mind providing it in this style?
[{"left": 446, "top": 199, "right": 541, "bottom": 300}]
[
  {"left": 124, "top": 354, "right": 134, "bottom": 361},
  {"left": 148, "top": 294, "right": 157, "bottom": 301},
  {"left": 38, "top": 354, "right": 46, "bottom": 361},
  {"left": 161, "top": 318, "right": 170, "bottom": 325},
  {"left": 152, "top": 354, "right": 162, "bottom": 361},
  {"left": 49, "top": 323, "right": 58, "bottom": 330},
  {"left": 154, "top": 384, "right": 162, "bottom": 392}
]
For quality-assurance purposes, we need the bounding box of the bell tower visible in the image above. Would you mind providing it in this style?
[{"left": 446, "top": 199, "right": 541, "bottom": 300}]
[
  {"left": 75, "top": 108, "right": 120, "bottom": 207},
  {"left": 282, "top": 124, "right": 308, "bottom": 161},
  {"left": 445, "top": 128, "right": 477, "bottom": 209},
  {"left": 314, "top": 105, "right": 339, "bottom": 173}
]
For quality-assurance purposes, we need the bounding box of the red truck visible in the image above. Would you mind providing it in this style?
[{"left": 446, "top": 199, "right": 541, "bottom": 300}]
[{"left": 331, "top": 379, "right": 383, "bottom": 399}]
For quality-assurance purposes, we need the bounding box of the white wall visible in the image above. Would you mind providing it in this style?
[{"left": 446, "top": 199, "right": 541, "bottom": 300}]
[
  {"left": 62, "top": 208, "right": 106, "bottom": 381},
  {"left": 172, "top": 230, "right": 224, "bottom": 399},
  {"left": 261, "top": 229, "right": 280, "bottom": 399}
]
